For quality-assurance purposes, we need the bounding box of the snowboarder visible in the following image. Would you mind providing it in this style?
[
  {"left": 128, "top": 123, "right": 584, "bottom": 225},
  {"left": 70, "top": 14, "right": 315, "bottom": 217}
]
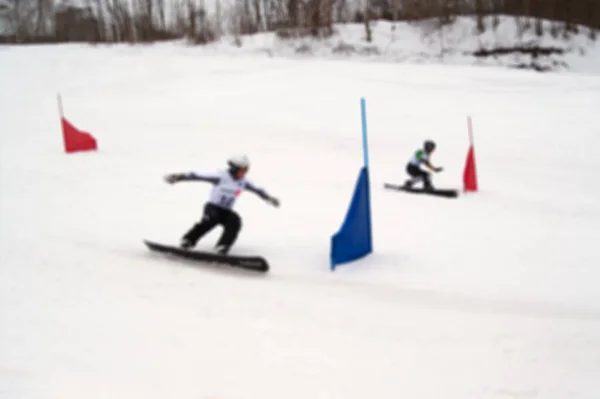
[
  {"left": 403, "top": 140, "right": 443, "bottom": 190},
  {"left": 163, "top": 154, "right": 280, "bottom": 255}
]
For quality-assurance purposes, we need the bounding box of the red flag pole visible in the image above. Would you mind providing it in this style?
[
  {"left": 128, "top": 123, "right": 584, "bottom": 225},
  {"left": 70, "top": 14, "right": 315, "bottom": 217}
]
[
  {"left": 57, "top": 93, "right": 64, "bottom": 118},
  {"left": 58, "top": 93, "right": 67, "bottom": 152},
  {"left": 467, "top": 115, "right": 474, "bottom": 146}
]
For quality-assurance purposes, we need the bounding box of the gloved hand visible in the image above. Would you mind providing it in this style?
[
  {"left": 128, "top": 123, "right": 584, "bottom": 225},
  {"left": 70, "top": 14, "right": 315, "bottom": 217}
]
[
  {"left": 267, "top": 196, "right": 280, "bottom": 207},
  {"left": 434, "top": 167, "right": 444, "bottom": 172},
  {"left": 164, "top": 174, "right": 183, "bottom": 184}
]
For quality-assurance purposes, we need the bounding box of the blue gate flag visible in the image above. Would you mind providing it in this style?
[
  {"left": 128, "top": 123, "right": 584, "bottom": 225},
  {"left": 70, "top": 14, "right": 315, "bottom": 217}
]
[{"left": 330, "top": 166, "right": 373, "bottom": 270}]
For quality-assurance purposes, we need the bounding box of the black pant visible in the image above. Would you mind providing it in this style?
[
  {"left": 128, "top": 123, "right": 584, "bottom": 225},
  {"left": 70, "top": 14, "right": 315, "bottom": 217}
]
[
  {"left": 406, "top": 163, "right": 432, "bottom": 188},
  {"left": 182, "top": 203, "right": 242, "bottom": 250}
]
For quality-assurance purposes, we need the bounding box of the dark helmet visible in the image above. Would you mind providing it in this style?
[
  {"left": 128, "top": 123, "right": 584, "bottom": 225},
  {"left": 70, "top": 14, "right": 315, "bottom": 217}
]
[{"left": 424, "top": 140, "right": 436, "bottom": 152}]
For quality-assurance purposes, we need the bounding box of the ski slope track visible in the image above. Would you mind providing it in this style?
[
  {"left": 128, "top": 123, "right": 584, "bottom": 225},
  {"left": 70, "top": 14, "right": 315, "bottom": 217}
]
[{"left": 1, "top": 44, "right": 600, "bottom": 399}]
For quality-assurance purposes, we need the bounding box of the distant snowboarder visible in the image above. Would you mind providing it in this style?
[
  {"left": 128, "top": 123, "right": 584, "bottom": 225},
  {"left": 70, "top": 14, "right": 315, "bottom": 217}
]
[
  {"left": 163, "top": 155, "right": 280, "bottom": 255},
  {"left": 403, "top": 140, "right": 443, "bottom": 190}
]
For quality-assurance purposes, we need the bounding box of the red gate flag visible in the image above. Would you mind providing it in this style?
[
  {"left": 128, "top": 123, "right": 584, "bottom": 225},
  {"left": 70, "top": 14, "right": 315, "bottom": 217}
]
[
  {"left": 58, "top": 94, "right": 97, "bottom": 153},
  {"left": 463, "top": 116, "right": 478, "bottom": 192}
]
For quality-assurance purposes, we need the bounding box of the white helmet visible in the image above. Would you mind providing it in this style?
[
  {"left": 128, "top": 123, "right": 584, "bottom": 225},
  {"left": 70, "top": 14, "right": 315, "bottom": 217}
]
[{"left": 227, "top": 154, "right": 250, "bottom": 170}]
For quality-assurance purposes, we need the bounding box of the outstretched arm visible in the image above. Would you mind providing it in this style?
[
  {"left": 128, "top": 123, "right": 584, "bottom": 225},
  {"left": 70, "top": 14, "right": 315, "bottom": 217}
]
[
  {"left": 414, "top": 150, "right": 442, "bottom": 172},
  {"left": 245, "top": 181, "right": 280, "bottom": 207},
  {"left": 164, "top": 171, "right": 221, "bottom": 184},
  {"left": 422, "top": 159, "right": 443, "bottom": 173}
]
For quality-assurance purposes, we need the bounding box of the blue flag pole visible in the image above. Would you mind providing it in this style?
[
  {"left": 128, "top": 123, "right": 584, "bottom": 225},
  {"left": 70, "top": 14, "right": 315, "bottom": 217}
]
[{"left": 361, "top": 97, "right": 369, "bottom": 168}]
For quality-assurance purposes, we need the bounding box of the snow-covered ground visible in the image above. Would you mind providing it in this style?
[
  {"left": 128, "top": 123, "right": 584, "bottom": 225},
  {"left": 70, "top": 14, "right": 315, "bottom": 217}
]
[
  {"left": 1, "top": 43, "right": 600, "bottom": 398},
  {"left": 2, "top": 15, "right": 599, "bottom": 72},
  {"left": 198, "top": 16, "right": 600, "bottom": 73}
]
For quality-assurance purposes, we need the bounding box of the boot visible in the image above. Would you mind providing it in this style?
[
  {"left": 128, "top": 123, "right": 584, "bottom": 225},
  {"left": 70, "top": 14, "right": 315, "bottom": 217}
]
[
  {"left": 180, "top": 238, "right": 195, "bottom": 249},
  {"left": 214, "top": 244, "right": 229, "bottom": 255}
]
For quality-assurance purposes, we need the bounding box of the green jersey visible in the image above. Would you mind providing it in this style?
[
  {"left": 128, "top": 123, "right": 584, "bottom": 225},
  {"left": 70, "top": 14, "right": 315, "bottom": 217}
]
[{"left": 409, "top": 149, "right": 429, "bottom": 166}]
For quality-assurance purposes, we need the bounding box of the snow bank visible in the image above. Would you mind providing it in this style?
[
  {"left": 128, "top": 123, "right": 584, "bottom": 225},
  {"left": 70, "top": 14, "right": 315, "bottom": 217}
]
[{"left": 197, "top": 16, "right": 600, "bottom": 74}]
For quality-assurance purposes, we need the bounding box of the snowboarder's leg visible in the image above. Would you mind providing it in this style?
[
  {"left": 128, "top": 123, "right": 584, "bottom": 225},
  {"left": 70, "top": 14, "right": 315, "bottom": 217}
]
[
  {"left": 405, "top": 164, "right": 433, "bottom": 189},
  {"left": 404, "top": 164, "right": 414, "bottom": 187},
  {"left": 181, "top": 204, "right": 221, "bottom": 248},
  {"left": 214, "top": 210, "right": 242, "bottom": 255},
  {"left": 421, "top": 170, "right": 433, "bottom": 190},
  {"left": 405, "top": 164, "right": 423, "bottom": 187}
]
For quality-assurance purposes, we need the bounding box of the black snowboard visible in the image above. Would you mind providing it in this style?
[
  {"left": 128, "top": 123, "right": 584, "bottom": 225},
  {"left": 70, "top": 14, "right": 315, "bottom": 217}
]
[
  {"left": 384, "top": 183, "right": 459, "bottom": 198},
  {"left": 143, "top": 240, "right": 269, "bottom": 273}
]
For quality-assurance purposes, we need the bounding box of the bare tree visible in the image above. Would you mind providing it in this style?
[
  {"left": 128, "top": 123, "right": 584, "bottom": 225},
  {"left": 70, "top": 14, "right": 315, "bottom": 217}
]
[{"left": 364, "top": 0, "right": 371, "bottom": 42}]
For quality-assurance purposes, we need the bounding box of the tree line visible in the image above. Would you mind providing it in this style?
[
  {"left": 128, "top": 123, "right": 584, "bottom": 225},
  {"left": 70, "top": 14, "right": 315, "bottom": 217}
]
[{"left": 0, "top": 0, "right": 597, "bottom": 44}]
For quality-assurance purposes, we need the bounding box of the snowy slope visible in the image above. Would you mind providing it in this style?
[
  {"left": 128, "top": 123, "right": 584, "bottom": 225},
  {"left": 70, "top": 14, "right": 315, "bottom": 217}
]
[
  {"left": 1, "top": 44, "right": 600, "bottom": 399},
  {"left": 199, "top": 16, "right": 600, "bottom": 74}
]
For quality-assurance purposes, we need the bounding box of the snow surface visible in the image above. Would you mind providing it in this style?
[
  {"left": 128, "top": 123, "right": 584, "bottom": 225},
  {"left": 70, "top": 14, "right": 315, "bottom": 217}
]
[
  {"left": 1, "top": 43, "right": 600, "bottom": 398},
  {"left": 199, "top": 16, "right": 600, "bottom": 74},
  {"left": 2, "top": 15, "right": 599, "bottom": 73}
]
